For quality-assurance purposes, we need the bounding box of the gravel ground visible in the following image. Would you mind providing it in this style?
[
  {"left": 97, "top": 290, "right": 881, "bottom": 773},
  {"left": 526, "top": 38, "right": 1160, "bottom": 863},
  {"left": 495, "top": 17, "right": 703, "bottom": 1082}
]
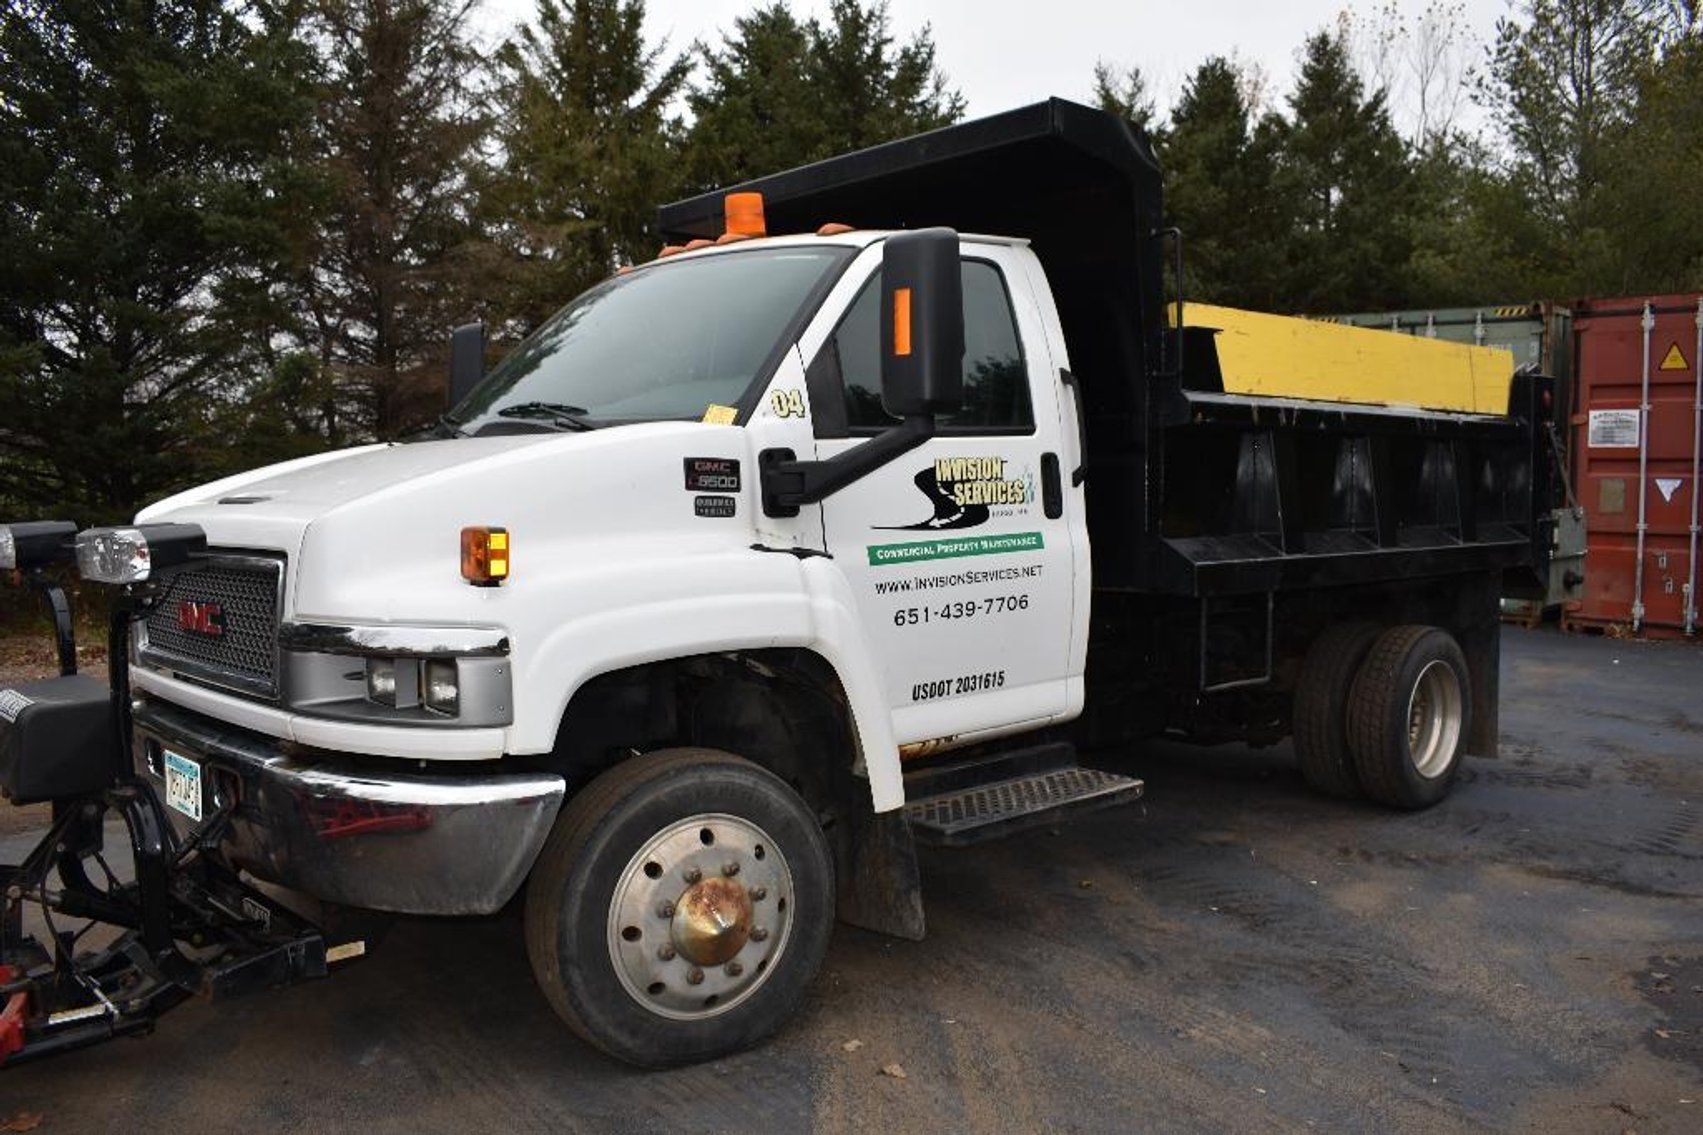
[{"left": 1, "top": 626, "right": 1699, "bottom": 1132}]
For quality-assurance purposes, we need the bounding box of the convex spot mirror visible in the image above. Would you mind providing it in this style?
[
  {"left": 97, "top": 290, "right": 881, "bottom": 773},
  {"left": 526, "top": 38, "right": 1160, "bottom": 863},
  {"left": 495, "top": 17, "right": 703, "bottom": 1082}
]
[{"left": 879, "top": 228, "right": 965, "bottom": 418}]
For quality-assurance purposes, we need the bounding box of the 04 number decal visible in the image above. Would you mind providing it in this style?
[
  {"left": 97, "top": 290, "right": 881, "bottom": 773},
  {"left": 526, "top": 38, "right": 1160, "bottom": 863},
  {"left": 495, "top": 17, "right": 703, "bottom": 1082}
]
[
  {"left": 892, "top": 594, "right": 1030, "bottom": 626},
  {"left": 769, "top": 388, "right": 807, "bottom": 418}
]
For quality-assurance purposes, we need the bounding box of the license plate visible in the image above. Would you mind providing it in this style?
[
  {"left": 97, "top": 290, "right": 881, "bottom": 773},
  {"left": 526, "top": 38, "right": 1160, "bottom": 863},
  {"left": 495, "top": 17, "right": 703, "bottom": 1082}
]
[{"left": 163, "top": 749, "right": 203, "bottom": 822}]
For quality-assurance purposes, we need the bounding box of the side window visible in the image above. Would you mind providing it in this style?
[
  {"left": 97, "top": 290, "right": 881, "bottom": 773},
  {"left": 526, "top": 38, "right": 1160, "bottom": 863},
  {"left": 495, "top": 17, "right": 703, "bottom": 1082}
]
[{"left": 808, "top": 259, "right": 1033, "bottom": 436}]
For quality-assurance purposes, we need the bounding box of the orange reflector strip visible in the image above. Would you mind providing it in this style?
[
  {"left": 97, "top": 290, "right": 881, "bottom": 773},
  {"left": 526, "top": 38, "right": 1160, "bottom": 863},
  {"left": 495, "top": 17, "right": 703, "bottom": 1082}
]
[
  {"left": 724, "top": 192, "right": 766, "bottom": 237},
  {"left": 893, "top": 288, "right": 913, "bottom": 357},
  {"left": 461, "top": 527, "right": 509, "bottom": 586}
]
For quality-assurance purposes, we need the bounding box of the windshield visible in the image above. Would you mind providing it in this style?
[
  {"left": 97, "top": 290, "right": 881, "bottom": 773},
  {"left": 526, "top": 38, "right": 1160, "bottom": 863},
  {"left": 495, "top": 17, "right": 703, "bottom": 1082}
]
[{"left": 451, "top": 246, "right": 853, "bottom": 433}]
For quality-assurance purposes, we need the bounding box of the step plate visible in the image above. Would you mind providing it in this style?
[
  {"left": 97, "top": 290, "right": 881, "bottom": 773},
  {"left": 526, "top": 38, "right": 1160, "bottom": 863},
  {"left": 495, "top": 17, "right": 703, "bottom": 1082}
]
[{"left": 905, "top": 767, "right": 1144, "bottom": 847}]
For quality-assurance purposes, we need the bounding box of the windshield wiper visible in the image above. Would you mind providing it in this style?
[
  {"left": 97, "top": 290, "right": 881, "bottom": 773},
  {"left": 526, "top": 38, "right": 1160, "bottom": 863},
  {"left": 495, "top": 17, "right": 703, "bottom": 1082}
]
[{"left": 497, "top": 401, "right": 597, "bottom": 432}]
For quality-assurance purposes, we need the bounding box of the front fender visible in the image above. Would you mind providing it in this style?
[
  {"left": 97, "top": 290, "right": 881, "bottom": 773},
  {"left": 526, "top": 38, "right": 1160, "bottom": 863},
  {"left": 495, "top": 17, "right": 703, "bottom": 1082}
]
[{"left": 515, "top": 549, "right": 904, "bottom": 812}]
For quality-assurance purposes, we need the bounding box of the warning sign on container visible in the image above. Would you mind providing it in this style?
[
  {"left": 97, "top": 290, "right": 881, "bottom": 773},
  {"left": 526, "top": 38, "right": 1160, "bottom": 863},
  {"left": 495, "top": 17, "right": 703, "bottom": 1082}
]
[
  {"left": 1660, "top": 342, "right": 1689, "bottom": 371},
  {"left": 1588, "top": 408, "right": 1641, "bottom": 448}
]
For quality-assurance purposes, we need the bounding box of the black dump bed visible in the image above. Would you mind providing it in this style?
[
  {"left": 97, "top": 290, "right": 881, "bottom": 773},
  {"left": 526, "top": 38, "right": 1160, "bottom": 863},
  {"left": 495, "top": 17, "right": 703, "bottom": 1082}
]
[{"left": 660, "top": 100, "right": 1550, "bottom": 599}]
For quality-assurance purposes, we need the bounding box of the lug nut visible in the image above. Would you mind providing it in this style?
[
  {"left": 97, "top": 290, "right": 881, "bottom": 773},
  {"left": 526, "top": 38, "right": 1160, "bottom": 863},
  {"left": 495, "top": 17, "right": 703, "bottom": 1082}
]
[
  {"left": 725, "top": 961, "right": 743, "bottom": 977},
  {"left": 657, "top": 944, "right": 676, "bottom": 961},
  {"left": 684, "top": 867, "right": 702, "bottom": 884},
  {"left": 658, "top": 900, "right": 676, "bottom": 918},
  {"left": 686, "top": 967, "right": 705, "bottom": 985},
  {"left": 750, "top": 886, "right": 766, "bottom": 901},
  {"left": 722, "top": 862, "right": 740, "bottom": 877},
  {"left": 751, "top": 927, "right": 769, "bottom": 942}
]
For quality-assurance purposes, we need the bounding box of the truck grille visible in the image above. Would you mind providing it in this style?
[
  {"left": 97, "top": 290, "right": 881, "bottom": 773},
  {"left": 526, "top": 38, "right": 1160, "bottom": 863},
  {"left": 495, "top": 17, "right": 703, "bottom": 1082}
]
[{"left": 140, "top": 557, "right": 284, "bottom": 698}]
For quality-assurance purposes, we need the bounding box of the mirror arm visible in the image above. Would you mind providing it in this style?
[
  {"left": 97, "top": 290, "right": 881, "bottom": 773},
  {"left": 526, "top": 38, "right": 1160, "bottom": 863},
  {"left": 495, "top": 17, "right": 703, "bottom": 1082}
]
[{"left": 760, "top": 415, "right": 936, "bottom": 517}]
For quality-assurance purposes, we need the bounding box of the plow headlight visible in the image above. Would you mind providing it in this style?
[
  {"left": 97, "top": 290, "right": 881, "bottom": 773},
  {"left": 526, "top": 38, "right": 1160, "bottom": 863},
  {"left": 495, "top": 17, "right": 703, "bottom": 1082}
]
[
  {"left": 0, "top": 521, "right": 78, "bottom": 571},
  {"left": 74, "top": 523, "right": 207, "bottom": 584}
]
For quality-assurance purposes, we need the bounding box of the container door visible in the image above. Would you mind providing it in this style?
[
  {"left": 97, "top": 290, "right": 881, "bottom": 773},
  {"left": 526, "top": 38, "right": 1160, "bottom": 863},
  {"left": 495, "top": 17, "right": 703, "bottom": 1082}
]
[{"left": 1570, "top": 295, "right": 1702, "bottom": 636}]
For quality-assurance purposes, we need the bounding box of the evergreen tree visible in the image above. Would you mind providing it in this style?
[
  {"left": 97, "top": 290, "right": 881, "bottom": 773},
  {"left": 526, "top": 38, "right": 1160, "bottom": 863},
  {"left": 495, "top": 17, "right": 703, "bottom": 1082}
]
[
  {"left": 683, "top": 5, "right": 821, "bottom": 192},
  {"left": 1596, "top": 33, "right": 1703, "bottom": 290},
  {"left": 485, "top": 0, "right": 690, "bottom": 329},
  {"left": 684, "top": 0, "right": 962, "bottom": 189},
  {"left": 0, "top": 0, "right": 319, "bottom": 520},
  {"left": 1159, "top": 58, "right": 1285, "bottom": 309},
  {"left": 1477, "top": 1, "right": 1664, "bottom": 245},
  {"left": 1092, "top": 60, "right": 1157, "bottom": 134},
  {"left": 1271, "top": 30, "right": 1416, "bottom": 312},
  {"left": 300, "top": 0, "right": 491, "bottom": 440},
  {"left": 809, "top": 0, "right": 963, "bottom": 149}
]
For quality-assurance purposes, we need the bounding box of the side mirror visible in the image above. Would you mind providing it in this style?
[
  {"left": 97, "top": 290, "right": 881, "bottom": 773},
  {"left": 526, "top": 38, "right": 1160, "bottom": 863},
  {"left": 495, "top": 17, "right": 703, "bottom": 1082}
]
[
  {"left": 880, "top": 228, "right": 964, "bottom": 418},
  {"left": 449, "top": 321, "right": 486, "bottom": 409}
]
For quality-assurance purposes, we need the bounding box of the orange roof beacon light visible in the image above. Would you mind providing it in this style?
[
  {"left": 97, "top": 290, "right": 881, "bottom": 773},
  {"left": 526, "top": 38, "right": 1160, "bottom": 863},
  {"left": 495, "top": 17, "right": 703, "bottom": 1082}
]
[
  {"left": 461, "top": 526, "right": 509, "bottom": 586},
  {"left": 816, "top": 222, "right": 855, "bottom": 236},
  {"left": 723, "top": 191, "right": 766, "bottom": 238}
]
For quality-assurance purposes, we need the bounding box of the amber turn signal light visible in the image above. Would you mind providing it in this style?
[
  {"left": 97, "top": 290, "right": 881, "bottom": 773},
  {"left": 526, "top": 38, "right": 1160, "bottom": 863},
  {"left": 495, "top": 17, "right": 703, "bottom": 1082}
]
[
  {"left": 461, "top": 526, "right": 509, "bottom": 586},
  {"left": 892, "top": 287, "right": 913, "bottom": 357}
]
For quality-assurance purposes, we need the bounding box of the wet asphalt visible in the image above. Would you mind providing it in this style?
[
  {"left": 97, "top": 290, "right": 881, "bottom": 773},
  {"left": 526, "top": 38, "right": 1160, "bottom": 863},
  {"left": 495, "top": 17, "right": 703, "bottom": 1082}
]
[{"left": 1, "top": 626, "right": 1699, "bottom": 1132}]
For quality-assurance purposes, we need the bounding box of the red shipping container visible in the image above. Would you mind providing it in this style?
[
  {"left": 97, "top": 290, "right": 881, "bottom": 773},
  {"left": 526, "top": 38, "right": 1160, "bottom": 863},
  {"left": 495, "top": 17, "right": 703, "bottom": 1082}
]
[{"left": 1568, "top": 293, "right": 1703, "bottom": 637}]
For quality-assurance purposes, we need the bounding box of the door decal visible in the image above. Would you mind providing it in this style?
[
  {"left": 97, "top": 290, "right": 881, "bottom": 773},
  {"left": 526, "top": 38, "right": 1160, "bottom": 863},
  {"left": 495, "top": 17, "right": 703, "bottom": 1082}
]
[{"left": 876, "top": 455, "right": 1036, "bottom": 530}]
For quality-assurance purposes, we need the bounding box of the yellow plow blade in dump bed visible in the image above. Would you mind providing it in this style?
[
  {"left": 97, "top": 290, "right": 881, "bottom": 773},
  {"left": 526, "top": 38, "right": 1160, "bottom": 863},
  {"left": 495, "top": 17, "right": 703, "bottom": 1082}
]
[{"left": 1178, "top": 304, "right": 1516, "bottom": 415}]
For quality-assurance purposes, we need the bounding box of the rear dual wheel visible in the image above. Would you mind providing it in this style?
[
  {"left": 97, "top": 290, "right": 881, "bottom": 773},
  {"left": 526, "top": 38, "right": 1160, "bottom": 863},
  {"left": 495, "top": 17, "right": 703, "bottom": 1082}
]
[
  {"left": 1293, "top": 623, "right": 1471, "bottom": 809},
  {"left": 1347, "top": 625, "right": 1471, "bottom": 809}
]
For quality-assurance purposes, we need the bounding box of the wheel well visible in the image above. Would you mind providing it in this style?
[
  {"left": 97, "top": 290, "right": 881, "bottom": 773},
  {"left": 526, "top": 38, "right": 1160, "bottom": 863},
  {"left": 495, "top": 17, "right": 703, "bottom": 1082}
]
[{"left": 540, "top": 649, "right": 863, "bottom": 819}]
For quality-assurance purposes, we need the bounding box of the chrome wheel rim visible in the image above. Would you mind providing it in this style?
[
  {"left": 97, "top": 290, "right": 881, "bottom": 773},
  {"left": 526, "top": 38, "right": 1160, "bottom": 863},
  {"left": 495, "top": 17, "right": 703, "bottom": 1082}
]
[
  {"left": 1406, "top": 659, "right": 1464, "bottom": 778},
  {"left": 607, "top": 813, "right": 794, "bottom": 1020}
]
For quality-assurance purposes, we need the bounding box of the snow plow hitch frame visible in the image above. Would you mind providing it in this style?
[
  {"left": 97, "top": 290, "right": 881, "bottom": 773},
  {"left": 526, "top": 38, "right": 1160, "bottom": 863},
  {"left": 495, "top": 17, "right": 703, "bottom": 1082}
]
[{"left": 1, "top": 557, "right": 336, "bottom": 1068}]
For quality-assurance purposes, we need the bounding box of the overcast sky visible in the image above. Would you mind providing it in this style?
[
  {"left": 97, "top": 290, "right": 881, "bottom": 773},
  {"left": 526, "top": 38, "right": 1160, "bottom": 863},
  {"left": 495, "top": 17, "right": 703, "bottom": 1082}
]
[{"left": 483, "top": 0, "right": 1518, "bottom": 135}]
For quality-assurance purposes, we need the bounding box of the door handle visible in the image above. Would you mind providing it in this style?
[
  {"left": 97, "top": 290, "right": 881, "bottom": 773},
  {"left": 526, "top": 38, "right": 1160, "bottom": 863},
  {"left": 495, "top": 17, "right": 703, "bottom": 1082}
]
[{"left": 1041, "top": 453, "right": 1064, "bottom": 519}]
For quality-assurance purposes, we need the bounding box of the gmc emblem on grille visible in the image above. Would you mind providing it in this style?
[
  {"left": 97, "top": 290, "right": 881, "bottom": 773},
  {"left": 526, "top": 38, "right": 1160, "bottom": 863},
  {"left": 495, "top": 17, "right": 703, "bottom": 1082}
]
[{"left": 176, "top": 601, "right": 226, "bottom": 637}]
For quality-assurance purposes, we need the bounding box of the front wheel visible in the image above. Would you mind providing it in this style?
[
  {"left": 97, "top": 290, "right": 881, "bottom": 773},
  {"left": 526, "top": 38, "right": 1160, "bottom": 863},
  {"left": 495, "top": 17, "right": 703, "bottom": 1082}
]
[
  {"left": 524, "top": 747, "right": 834, "bottom": 1067},
  {"left": 1346, "top": 626, "right": 1472, "bottom": 809}
]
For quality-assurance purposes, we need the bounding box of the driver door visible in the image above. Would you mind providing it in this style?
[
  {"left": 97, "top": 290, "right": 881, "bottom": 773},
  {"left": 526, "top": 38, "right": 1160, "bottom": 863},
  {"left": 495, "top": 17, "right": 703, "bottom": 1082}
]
[{"left": 803, "top": 243, "right": 1079, "bottom": 745}]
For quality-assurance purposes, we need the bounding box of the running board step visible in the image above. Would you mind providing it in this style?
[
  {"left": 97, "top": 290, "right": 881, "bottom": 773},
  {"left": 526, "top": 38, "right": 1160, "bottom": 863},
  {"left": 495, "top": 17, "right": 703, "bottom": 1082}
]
[{"left": 904, "top": 762, "right": 1144, "bottom": 847}]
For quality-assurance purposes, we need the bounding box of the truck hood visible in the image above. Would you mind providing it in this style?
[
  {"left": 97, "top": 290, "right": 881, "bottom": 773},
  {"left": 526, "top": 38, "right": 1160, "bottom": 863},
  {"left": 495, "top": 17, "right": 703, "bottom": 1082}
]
[
  {"left": 136, "top": 435, "right": 562, "bottom": 554},
  {"left": 133, "top": 425, "right": 752, "bottom": 612},
  {"left": 142, "top": 435, "right": 563, "bottom": 524}
]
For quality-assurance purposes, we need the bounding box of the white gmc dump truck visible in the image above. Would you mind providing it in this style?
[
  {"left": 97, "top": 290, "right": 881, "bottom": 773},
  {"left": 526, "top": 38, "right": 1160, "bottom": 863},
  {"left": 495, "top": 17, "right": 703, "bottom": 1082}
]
[{"left": 0, "top": 101, "right": 1552, "bottom": 1068}]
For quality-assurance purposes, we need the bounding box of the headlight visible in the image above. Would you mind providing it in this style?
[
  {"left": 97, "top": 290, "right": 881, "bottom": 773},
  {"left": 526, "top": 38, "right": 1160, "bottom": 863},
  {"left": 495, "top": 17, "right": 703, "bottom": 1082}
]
[
  {"left": 424, "top": 659, "right": 459, "bottom": 715},
  {"left": 75, "top": 523, "right": 206, "bottom": 584},
  {"left": 366, "top": 658, "right": 400, "bottom": 706},
  {"left": 364, "top": 657, "right": 459, "bottom": 716},
  {"left": 0, "top": 520, "right": 78, "bottom": 570}
]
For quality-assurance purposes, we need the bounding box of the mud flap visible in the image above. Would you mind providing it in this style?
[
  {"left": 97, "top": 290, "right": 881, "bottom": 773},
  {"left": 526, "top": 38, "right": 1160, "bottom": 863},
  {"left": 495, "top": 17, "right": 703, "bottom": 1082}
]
[{"left": 832, "top": 808, "right": 925, "bottom": 941}]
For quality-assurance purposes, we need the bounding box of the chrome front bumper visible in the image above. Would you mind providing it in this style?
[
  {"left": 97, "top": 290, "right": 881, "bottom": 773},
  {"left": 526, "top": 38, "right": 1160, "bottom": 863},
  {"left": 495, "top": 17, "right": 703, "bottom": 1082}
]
[{"left": 132, "top": 701, "right": 565, "bottom": 916}]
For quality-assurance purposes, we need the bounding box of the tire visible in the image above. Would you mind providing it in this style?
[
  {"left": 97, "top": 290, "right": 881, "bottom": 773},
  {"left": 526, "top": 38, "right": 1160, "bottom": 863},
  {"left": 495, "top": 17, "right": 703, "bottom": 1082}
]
[
  {"left": 1346, "top": 626, "right": 1471, "bottom": 809},
  {"left": 1291, "top": 621, "right": 1384, "bottom": 799},
  {"left": 524, "top": 747, "right": 834, "bottom": 1067}
]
